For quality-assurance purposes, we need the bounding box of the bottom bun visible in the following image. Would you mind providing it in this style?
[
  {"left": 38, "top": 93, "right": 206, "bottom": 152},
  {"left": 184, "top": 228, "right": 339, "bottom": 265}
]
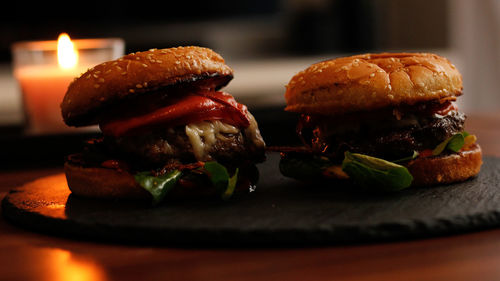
[
  {"left": 407, "top": 143, "right": 482, "bottom": 186},
  {"left": 280, "top": 144, "right": 483, "bottom": 187},
  {"left": 64, "top": 162, "right": 151, "bottom": 200},
  {"left": 64, "top": 157, "right": 257, "bottom": 200}
]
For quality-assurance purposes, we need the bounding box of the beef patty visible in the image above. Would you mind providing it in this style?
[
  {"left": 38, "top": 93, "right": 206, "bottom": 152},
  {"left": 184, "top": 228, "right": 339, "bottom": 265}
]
[
  {"left": 298, "top": 108, "right": 466, "bottom": 161},
  {"left": 105, "top": 121, "right": 265, "bottom": 168}
]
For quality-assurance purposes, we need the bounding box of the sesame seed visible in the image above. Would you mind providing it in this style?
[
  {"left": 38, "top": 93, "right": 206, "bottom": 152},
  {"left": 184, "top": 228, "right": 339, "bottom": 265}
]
[
  {"left": 149, "top": 48, "right": 157, "bottom": 51},
  {"left": 121, "top": 72, "right": 127, "bottom": 75},
  {"left": 186, "top": 55, "right": 191, "bottom": 59},
  {"left": 94, "top": 84, "right": 100, "bottom": 88},
  {"left": 98, "top": 78, "right": 105, "bottom": 83},
  {"left": 86, "top": 74, "right": 91, "bottom": 79},
  {"left": 143, "top": 82, "right": 148, "bottom": 87},
  {"left": 370, "top": 73, "right": 375, "bottom": 77},
  {"left": 129, "top": 89, "right": 135, "bottom": 93},
  {"left": 116, "top": 66, "right": 122, "bottom": 70},
  {"left": 388, "top": 94, "right": 394, "bottom": 99},
  {"left": 136, "top": 57, "right": 140, "bottom": 60},
  {"left": 112, "top": 62, "right": 118, "bottom": 65},
  {"left": 105, "top": 69, "right": 112, "bottom": 74},
  {"left": 93, "top": 74, "right": 99, "bottom": 78},
  {"left": 142, "top": 64, "right": 148, "bottom": 67},
  {"left": 136, "top": 84, "right": 143, "bottom": 88},
  {"left": 118, "top": 58, "right": 124, "bottom": 61},
  {"left": 156, "top": 60, "right": 162, "bottom": 63},
  {"left": 175, "top": 61, "right": 180, "bottom": 65},
  {"left": 95, "top": 71, "right": 101, "bottom": 74}
]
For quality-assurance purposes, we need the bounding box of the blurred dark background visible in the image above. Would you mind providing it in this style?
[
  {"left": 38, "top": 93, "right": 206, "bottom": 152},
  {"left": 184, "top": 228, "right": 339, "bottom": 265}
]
[
  {"left": 4, "top": 0, "right": 500, "bottom": 169},
  {"left": 0, "top": 0, "right": 447, "bottom": 62}
]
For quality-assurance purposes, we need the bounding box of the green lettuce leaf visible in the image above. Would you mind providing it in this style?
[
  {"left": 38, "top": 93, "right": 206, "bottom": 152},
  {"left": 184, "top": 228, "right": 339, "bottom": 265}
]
[
  {"left": 341, "top": 151, "right": 413, "bottom": 191},
  {"left": 392, "top": 151, "right": 419, "bottom": 163},
  {"left": 134, "top": 170, "right": 182, "bottom": 205},
  {"left": 221, "top": 168, "right": 239, "bottom": 200},
  {"left": 203, "top": 161, "right": 239, "bottom": 200},
  {"left": 432, "top": 131, "right": 470, "bottom": 156}
]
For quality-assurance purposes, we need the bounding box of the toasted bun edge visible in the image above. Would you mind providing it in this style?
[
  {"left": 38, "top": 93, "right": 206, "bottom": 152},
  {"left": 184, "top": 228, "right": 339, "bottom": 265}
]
[
  {"left": 407, "top": 144, "right": 482, "bottom": 186},
  {"left": 285, "top": 52, "right": 463, "bottom": 115},
  {"left": 64, "top": 161, "right": 151, "bottom": 200},
  {"left": 61, "top": 46, "right": 233, "bottom": 126}
]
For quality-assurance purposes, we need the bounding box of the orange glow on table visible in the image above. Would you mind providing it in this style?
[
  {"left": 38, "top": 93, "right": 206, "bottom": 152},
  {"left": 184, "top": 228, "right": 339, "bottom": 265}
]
[{"left": 45, "top": 249, "right": 108, "bottom": 281}]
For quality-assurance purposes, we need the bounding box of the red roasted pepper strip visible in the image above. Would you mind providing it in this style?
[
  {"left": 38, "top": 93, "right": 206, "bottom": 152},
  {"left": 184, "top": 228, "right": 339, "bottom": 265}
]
[
  {"left": 100, "top": 91, "right": 250, "bottom": 137},
  {"left": 195, "top": 90, "right": 249, "bottom": 117}
]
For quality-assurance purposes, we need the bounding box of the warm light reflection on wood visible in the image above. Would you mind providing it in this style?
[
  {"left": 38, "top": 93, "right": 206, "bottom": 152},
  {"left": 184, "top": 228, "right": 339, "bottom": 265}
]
[{"left": 45, "top": 249, "right": 107, "bottom": 281}]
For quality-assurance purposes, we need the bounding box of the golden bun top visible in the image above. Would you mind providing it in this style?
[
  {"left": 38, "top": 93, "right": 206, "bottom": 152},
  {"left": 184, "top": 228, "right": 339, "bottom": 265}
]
[
  {"left": 61, "top": 46, "right": 233, "bottom": 126},
  {"left": 285, "top": 53, "right": 463, "bottom": 115}
]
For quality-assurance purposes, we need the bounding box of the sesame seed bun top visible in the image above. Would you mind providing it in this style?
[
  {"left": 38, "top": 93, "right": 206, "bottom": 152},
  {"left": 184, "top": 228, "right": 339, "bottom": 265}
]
[
  {"left": 61, "top": 46, "right": 233, "bottom": 127},
  {"left": 284, "top": 53, "right": 463, "bottom": 115}
]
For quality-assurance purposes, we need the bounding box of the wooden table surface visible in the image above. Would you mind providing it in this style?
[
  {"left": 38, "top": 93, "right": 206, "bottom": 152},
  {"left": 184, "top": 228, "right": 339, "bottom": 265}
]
[{"left": 1, "top": 113, "right": 500, "bottom": 281}]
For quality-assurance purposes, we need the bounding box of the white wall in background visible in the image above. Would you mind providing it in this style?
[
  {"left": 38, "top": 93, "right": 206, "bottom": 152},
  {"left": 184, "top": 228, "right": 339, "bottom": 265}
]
[{"left": 449, "top": 0, "right": 500, "bottom": 113}]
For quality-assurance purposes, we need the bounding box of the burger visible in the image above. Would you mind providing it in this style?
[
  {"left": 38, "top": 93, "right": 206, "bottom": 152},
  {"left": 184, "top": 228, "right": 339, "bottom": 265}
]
[
  {"left": 61, "top": 46, "right": 266, "bottom": 203},
  {"left": 280, "top": 53, "right": 482, "bottom": 190}
]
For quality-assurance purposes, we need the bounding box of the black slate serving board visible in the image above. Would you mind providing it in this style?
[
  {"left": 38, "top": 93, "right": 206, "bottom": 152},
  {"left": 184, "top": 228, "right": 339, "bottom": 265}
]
[{"left": 3, "top": 153, "right": 500, "bottom": 247}]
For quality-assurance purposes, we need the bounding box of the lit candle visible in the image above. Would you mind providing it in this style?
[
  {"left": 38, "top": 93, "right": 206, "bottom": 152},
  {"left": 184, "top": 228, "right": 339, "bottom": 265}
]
[{"left": 12, "top": 34, "right": 124, "bottom": 134}]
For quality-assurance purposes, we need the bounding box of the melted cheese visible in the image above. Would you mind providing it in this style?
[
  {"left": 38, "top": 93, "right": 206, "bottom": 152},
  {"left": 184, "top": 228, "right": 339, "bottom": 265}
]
[
  {"left": 185, "top": 120, "right": 239, "bottom": 161},
  {"left": 245, "top": 112, "right": 266, "bottom": 149},
  {"left": 184, "top": 113, "right": 265, "bottom": 161}
]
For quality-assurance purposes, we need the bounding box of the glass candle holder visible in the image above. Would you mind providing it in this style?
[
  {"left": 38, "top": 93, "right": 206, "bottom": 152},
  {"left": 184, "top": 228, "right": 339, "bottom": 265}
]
[{"left": 11, "top": 36, "right": 125, "bottom": 134}]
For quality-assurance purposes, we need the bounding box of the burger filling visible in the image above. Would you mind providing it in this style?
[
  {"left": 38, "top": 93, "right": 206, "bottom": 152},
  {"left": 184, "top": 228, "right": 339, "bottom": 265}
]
[
  {"left": 71, "top": 89, "right": 265, "bottom": 203},
  {"left": 280, "top": 99, "right": 477, "bottom": 191},
  {"left": 105, "top": 114, "right": 265, "bottom": 167},
  {"left": 297, "top": 100, "right": 465, "bottom": 161},
  {"left": 95, "top": 89, "right": 265, "bottom": 167}
]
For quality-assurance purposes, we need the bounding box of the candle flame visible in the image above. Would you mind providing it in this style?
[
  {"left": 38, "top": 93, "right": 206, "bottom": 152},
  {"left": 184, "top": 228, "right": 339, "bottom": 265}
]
[{"left": 57, "top": 33, "right": 78, "bottom": 69}]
